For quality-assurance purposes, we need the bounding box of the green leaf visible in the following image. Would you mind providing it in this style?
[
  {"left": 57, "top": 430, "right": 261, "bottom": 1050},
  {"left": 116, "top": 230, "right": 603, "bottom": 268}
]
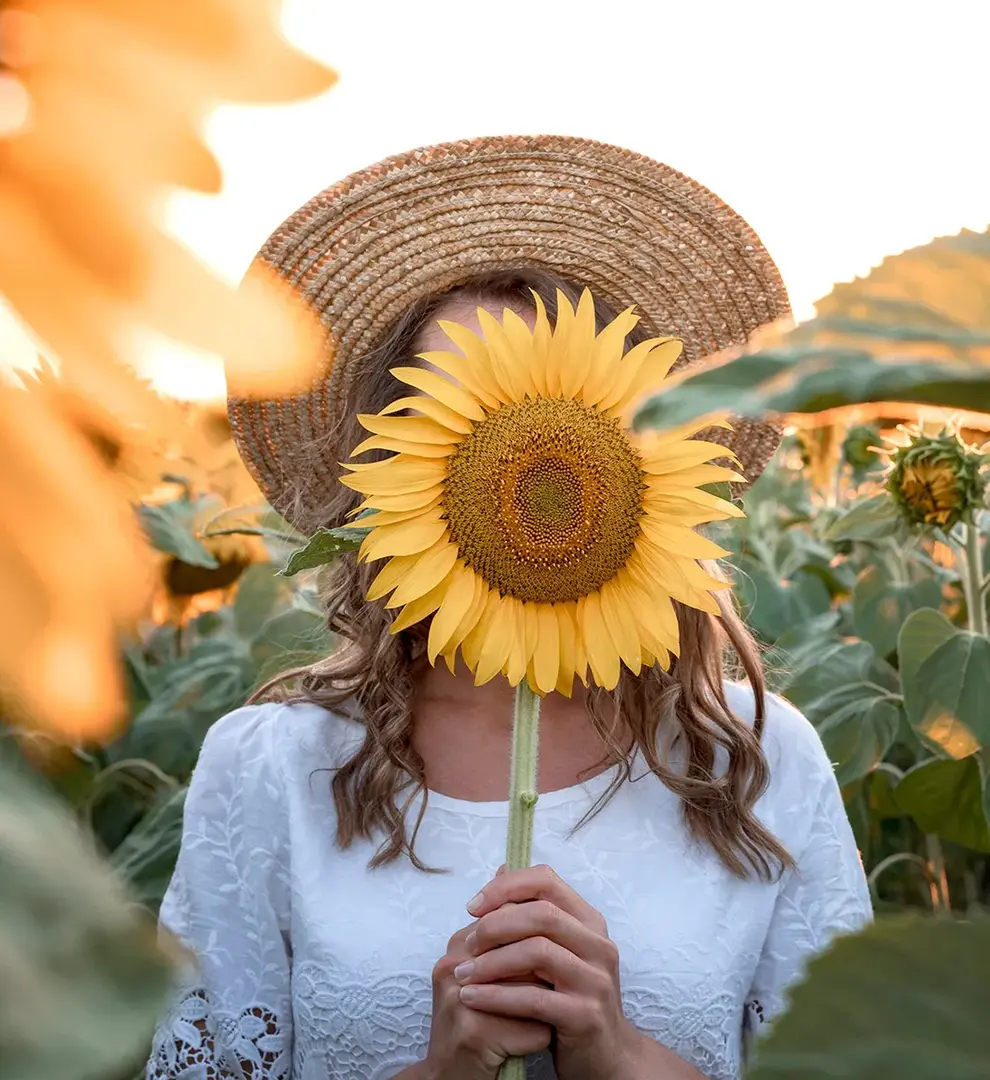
[
  {"left": 894, "top": 754, "right": 990, "bottom": 852},
  {"left": 733, "top": 559, "right": 832, "bottom": 644},
  {"left": 250, "top": 608, "right": 333, "bottom": 683},
  {"left": 109, "top": 785, "right": 187, "bottom": 913},
  {"left": 278, "top": 527, "right": 367, "bottom": 577},
  {"left": 825, "top": 494, "right": 907, "bottom": 543},
  {"left": 747, "top": 914, "right": 990, "bottom": 1080},
  {"left": 137, "top": 503, "right": 218, "bottom": 568},
  {"left": 815, "top": 688, "right": 903, "bottom": 787},
  {"left": 762, "top": 611, "right": 841, "bottom": 693},
  {"left": 0, "top": 759, "right": 173, "bottom": 1080},
  {"left": 232, "top": 562, "right": 291, "bottom": 639},
  {"left": 853, "top": 566, "right": 943, "bottom": 659},
  {"left": 110, "top": 640, "right": 254, "bottom": 778},
  {"left": 781, "top": 640, "right": 875, "bottom": 710},
  {"left": 899, "top": 609, "right": 990, "bottom": 756}
]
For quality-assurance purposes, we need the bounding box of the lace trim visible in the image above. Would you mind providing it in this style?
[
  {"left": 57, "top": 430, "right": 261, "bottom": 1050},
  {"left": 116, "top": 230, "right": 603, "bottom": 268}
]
[{"left": 147, "top": 989, "right": 290, "bottom": 1080}]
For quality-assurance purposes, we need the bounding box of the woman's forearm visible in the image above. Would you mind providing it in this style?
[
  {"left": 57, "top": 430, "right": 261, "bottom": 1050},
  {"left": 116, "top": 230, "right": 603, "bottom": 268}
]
[{"left": 619, "top": 1021, "right": 708, "bottom": 1080}]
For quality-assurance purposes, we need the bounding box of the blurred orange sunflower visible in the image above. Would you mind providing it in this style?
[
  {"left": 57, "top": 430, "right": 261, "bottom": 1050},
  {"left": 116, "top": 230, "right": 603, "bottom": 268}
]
[{"left": 0, "top": 0, "right": 334, "bottom": 738}]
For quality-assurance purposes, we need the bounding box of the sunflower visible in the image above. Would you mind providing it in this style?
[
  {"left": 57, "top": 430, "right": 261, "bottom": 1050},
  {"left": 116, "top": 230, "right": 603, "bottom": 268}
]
[
  {"left": 341, "top": 290, "right": 744, "bottom": 696},
  {"left": 0, "top": 0, "right": 333, "bottom": 737},
  {"left": 886, "top": 427, "right": 987, "bottom": 529}
]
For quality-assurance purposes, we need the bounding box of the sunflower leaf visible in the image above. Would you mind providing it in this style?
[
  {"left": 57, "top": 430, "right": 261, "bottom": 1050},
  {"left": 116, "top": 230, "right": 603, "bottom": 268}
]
[
  {"left": 278, "top": 527, "right": 369, "bottom": 577},
  {"left": 137, "top": 503, "right": 219, "bottom": 568},
  {"left": 747, "top": 914, "right": 990, "bottom": 1080}
]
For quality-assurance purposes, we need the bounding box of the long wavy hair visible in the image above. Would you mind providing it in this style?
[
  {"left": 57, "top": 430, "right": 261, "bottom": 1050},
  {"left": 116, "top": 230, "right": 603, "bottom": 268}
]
[{"left": 253, "top": 267, "right": 793, "bottom": 881}]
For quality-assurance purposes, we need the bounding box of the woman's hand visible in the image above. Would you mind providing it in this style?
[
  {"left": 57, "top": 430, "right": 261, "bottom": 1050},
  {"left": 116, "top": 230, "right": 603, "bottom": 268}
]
[
  {"left": 455, "top": 864, "right": 643, "bottom": 1080},
  {"left": 419, "top": 919, "right": 553, "bottom": 1080}
]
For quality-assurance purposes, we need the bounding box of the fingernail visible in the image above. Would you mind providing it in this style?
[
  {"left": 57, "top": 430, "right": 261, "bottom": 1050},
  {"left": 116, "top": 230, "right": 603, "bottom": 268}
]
[
  {"left": 466, "top": 891, "right": 485, "bottom": 914},
  {"left": 453, "top": 961, "right": 474, "bottom": 982},
  {"left": 465, "top": 930, "right": 477, "bottom": 952},
  {"left": 459, "top": 985, "right": 481, "bottom": 1003}
]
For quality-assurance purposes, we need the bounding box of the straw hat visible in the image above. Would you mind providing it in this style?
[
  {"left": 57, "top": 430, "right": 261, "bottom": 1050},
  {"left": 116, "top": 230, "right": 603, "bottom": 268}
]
[{"left": 228, "top": 135, "right": 790, "bottom": 535}]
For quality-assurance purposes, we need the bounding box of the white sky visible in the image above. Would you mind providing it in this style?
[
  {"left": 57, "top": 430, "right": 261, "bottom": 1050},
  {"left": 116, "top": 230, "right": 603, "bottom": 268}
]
[{"left": 4, "top": 0, "right": 990, "bottom": 399}]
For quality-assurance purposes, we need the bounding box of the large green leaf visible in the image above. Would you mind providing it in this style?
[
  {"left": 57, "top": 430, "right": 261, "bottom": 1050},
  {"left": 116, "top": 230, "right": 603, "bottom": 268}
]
[
  {"left": 0, "top": 759, "right": 173, "bottom": 1080},
  {"left": 733, "top": 559, "right": 832, "bottom": 644},
  {"left": 899, "top": 609, "right": 990, "bottom": 757},
  {"left": 110, "top": 785, "right": 187, "bottom": 913},
  {"left": 815, "top": 688, "right": 903, "bottom": 787},
  {"left": 634, "top": 226, "right": 990, "bottom": 430},
  {"left": 853, "top": 566, "right": 943, "bottom": 659},
  {"left": 825, "top": 494, "right": 908, "bottom": 543},
  {"left": 232, "top": 562, "right": 293, "bottom": 639},
  {"left": 278, "top": 527, "right": 367, "bottom": 577},
  {"left": 250, "top": 608, "right": 334, "bottom": 683},
  {"left": 781, "top": 640, "right": 875, "bottom": 710},
  {"left": 747, "top": 914, "right": 990, "bottom": 1080},
  {"left": 894, "top": 754, "right": 990, "bottom": 853},
  {"left": 137, "top": 503, "right": 218, "bottom": 568},
  {"left": 110, "top": 639, "right": 254, "bottom": 778}
]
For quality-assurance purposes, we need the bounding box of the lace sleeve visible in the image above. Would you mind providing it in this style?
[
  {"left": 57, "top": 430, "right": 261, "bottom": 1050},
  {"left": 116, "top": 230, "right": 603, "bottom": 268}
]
[
  {"left": 147, "top": 706, "right": 293, "bottom": 1080},
  {"left": 744, "top": 764, "right": 873, "bottom": 1040}
]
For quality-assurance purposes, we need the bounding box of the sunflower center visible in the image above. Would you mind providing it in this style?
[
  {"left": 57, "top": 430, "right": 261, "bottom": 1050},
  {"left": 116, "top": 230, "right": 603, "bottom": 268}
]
[{"left": 443, "top": 397, "right": 645, "bottom": 603}]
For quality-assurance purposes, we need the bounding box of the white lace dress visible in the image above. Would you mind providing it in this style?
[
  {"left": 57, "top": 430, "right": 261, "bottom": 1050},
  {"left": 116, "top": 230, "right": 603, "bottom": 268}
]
[{"left": 146, "top": 682, "right": 872, "bottom": 1080}]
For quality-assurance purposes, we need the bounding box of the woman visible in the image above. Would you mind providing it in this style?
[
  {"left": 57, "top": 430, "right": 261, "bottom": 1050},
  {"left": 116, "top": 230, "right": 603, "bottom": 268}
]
[{"left": 147, "top": 136, "right": 871, "bottom": 1080}]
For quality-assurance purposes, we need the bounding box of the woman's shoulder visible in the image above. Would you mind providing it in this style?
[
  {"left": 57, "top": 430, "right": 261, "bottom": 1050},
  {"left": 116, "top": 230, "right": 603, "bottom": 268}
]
[
  {"left": 723, "top": 679, "right": 834, "bottom": 791},
  {"left": 194, "top": 698, "right": 365, "bottom": 792}
]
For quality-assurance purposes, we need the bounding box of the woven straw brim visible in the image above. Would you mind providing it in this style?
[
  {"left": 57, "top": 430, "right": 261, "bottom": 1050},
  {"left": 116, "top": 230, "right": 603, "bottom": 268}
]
[{"left": 228, "top": 135, "right": 790, "bottom": 535}]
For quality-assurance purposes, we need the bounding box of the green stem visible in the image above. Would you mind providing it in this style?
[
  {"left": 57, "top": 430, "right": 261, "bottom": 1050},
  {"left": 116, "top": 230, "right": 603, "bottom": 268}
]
[
  {"left": 960, "top": 521, "right": 988, "bottom": 638},
  {"left": 498, "top": 682, "right": 542, "bottom": 1080}
]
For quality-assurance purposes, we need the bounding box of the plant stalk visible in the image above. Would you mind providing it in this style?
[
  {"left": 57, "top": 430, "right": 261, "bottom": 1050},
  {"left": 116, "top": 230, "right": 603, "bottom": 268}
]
[
  {"left": 962, "top": 521, "right": 988, "bottom": 638},
  {"left": 498, "top": 681, "right": 542, "bottom": 1080}
]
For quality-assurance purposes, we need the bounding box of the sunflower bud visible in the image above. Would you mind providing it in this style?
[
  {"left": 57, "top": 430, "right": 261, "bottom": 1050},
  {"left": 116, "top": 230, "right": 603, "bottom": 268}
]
[
  {"left": 886, "top": 428, "right": 987, "bottom": 529},
  {"left": 842, "top": 424, "right": 881, "bottom": 475}
]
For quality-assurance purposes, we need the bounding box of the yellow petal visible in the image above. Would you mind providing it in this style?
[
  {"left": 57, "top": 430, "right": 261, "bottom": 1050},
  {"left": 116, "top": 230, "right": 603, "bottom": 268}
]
[
  {"left": 367, "top": 552, "right": 420, "bottom": 602},
  {"left": 582, "top": 307, "right": 640, "bottom": 407},
  {"left": 437, "top": 320, "right": 509, "bottom": 404},
  {"left": 476, "top": 308, "right": 532, "bottom": 404},
  {"left": 342, "top": 453, "right": 447, "bottom": 480},
  {"left": 389, "top": 581, "right": 447, "bottom": 633},
  {"left": 558, "top": 289, "right": 597, "bottom": 400},
  {"left": 475, "top": 594, "right": 516, "bottom": 685},
  {"left": 351, "top": 435, "right": 458, "bottom": 459},
  {"left": 461, "top": 588, "right": 500, "bottom": 674},
  {"left": 390, "top": 366, "right": 486, "bottom": 421},
  {"left": 350, "top": 487, "right": 444, "bottom": 514},
  {"left": 573, "top": 597, "right": 590, "bottom": 687},
  {"left": 608, "top": 340, "right": 686, "bottom": 419},
  {"left": 386, "top": 542, "right": 459, "bottom": 608},
  {"left": 503, "top": 597, "right": 529, "bottom": 687},
  {"left": 529, "top": 603, "right": 560, "bottom": 694},
  {"left": 643, "top": 485, "right": 743, "bottom": 521},
  {"left": 380, "top": 395, "right": 474, "bottom": 435},
  {"left": 639, "top": 518, "right": 730, "bottom": 561},
  {"left": 500, "top": 308, "right": 541, "bottom": 400},
  {"left": 597, "top": 337, "right": 680, "bottom": 414},
  {"left": 641, "top": 440, "right": 740, "bottom": 475},
  {"left": 417, "top": 349, "right": 501, "bottom": 409},
  {"left": 443, "top": 574, "right": 490, "bottom": 667},
  {"left": 582, "top": 591, "right": 620, "bottom": 691},
  {"left": 619, "top": 567, "right": 680, "bottom": 657},
  {"left": 359, "top": 511, "right": 449, "bottom": 561},
  {"left": 600, "top": 577, "right": 642, "bottom": 675},
  {"left": 645, "top": 462, "right": 744, "bottom": 489},
  {"left": 629, "top": 543, "right": 724, "bottom": 616},
  {"left": 554, "top": 603, "right": 577, "bottom": 697},
  {"left": 528, "top": 291, "right": 552, "bottom": 397},
  {"left": 346, "top": 498, "right": 443, "bottom": 529},
  {"left": 427, "top": 561, "right": 478, "bottom": 663},
  {"left": 545, "top": 289, "right": 575, "bottom": 397},
  {"left": 635, "top": 417, "right": 733, "bottom": 452},
  {"left": 357, "top": 413, "right": 462, "bottom": 446}
]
